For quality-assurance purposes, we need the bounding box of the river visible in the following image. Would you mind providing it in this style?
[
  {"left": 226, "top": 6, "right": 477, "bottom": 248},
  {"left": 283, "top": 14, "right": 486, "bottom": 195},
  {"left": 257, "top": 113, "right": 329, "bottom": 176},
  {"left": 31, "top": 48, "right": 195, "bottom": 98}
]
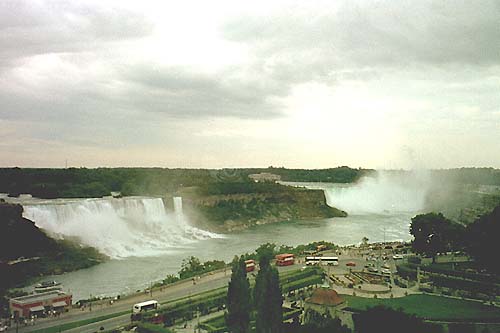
[{"left": 6, "top": 177, "right": 426, "bottom": 301}]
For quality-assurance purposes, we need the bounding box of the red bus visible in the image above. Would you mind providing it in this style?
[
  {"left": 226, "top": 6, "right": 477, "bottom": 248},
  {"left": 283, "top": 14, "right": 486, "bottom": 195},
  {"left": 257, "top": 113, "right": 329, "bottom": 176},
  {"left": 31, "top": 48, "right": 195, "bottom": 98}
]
[
  {"left": 245, "top": 259, "right": 256, "bottom": 272},
  {"left": 275, "top": 253, "right": 295, "bottom": 266}
]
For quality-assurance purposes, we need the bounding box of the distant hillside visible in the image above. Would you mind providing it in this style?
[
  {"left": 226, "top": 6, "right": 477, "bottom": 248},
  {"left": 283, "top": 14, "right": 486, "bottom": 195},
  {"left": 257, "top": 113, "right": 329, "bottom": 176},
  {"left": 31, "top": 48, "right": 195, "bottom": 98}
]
[
  {"left": 0, "top": 166, "right": 369, "bottom": 199},
  {"left": 0, "top": 200, "right": 107, "bottom": 291}
]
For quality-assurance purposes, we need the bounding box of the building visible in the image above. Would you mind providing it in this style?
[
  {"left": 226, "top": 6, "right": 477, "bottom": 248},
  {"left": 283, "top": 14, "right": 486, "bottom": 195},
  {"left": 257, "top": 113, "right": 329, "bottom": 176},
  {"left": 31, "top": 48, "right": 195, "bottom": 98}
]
[
  {"left": 9, "top": 290, "right": 72, "bottom": 318},
  {"left": 248, "top": 173, "right": 281, "bottom": 183},
  {"left": 304, "top": 287, "right": 354, "bottom": 330},
  {"left": 305, "top": 287, "right": 346, "bottom": 314}
]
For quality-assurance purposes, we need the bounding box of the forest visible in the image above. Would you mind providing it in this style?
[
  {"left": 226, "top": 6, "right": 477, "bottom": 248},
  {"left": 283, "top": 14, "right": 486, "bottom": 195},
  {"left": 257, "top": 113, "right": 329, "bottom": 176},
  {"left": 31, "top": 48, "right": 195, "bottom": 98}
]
[{"left": 1, "top": 167, "right": 499, "bottom": 199}]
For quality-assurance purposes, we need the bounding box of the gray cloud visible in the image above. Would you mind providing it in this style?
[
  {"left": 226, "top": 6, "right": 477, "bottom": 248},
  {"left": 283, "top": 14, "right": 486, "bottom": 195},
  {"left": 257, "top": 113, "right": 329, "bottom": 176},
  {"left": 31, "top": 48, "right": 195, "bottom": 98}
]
[
  {"left": 121, "top": 65, "right": 286, "bottom": 119},
  {"left": 0, "top": 0, "right": 153, "bottom": 68},
  {"left": 223, "top": 0, "right": 500, "bottom": 83},
  {"left": 1, "top": 0, "right": 499, "bottom": 167},
  {"left": 0, "top": 59, "right": 286, "bottom": 151}
]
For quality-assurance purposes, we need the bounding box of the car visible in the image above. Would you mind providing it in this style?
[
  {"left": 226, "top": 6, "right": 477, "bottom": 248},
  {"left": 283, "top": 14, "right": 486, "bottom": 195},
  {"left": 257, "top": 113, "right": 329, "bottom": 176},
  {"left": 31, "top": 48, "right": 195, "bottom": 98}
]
[
  {"left": 382, "top": 263, "right": 390, "bottom": 269},
  {"left": 0, "top": 326, "right": 8, "bottom": 332},
  {"left": 346, "top": 262, "right": 356, "bottom": 267},
  {"left": 393, "top": 254, "right": 404, "bottom": 260},
  {"left": 367, "top": 267, "right": 378, "bottom": 273}
]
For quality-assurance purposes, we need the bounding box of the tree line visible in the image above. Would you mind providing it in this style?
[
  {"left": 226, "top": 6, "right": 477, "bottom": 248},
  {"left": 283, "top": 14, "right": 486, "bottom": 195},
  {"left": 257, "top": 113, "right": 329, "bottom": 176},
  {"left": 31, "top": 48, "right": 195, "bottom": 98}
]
[
  {"left": 410, "top": 204, "right": 500, "bottom": 274},
  {"left": 0, "top": 167, "right": 370, "bottom": 199}
]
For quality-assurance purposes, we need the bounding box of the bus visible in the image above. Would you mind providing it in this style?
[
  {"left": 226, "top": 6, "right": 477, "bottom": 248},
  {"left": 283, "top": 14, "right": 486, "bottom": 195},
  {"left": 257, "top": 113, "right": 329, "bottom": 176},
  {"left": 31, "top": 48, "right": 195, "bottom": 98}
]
[
  {"left": 275, "top": 253, "right": 295, "bottom": 266},
  {"left": 132, "top": 300, "right": 159, "bottom": 314},
  {"left": 305, "top": 256, "right": 338, "bottom": 266},
  {"left": 245, "top": 259, "right": 256, "bottom": 272}
]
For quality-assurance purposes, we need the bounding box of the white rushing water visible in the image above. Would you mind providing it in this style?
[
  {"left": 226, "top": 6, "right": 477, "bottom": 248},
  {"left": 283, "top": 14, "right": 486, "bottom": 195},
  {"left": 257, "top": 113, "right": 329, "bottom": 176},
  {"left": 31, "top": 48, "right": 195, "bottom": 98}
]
[
  {"left": 284, "top": 171, "right": 431, "bottom": 214},
  {"left": 9, "top": 177, "right": 422, "bottom": 300},
  {"left": 19, "top": 197, "right": 220, "bottom": 259},
  {"left": 173, "top": 196, "right": 183, "bottom": 215}
]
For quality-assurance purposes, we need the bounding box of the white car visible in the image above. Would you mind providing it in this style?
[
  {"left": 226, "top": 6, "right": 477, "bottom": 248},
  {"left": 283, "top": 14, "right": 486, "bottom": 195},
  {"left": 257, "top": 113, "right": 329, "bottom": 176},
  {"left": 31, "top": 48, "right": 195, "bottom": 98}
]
[
  {"left": 392, "top": 254, "right": 404, "bottom": 260},
  {"left": 0, "top": 325, "right": 8, "bottom": 332}
]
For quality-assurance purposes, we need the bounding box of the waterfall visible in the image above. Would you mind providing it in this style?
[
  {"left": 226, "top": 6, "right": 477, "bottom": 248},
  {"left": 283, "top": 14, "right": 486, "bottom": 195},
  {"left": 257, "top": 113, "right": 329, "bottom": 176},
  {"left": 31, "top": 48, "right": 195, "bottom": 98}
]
[
  {"left": 21, "top": 197, "right": 220, "bottom": 259},
  {"left": 173, "top": 197, "right": 183, "bottom": 215},
  {"left": 318, "top": 171, "right": 430, "bottom": 214}
]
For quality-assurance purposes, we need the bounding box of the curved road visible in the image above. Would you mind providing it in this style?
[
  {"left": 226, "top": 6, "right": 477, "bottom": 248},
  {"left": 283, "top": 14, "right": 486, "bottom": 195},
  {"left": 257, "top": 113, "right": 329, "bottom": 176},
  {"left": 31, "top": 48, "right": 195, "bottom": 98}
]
[{"left": 13, "top": 264, "right": 300, "bottom": 333}]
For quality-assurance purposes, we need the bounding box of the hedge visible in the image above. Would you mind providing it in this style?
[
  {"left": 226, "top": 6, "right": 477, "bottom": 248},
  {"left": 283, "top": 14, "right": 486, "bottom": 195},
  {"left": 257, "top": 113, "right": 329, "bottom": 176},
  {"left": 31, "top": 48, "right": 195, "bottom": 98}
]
[
  {"left": 282, "top": 275, "right": 323, "bottom": 293},
  {"left": 423, "top": 264, "right": 500, "bottom": 284},
  {"left": 137, "top": 322, "right": 173, "bottom": 333},
  {"left": 397, "top": 264, "right": 417, "bottom": 280},
  {"left": 283, "top": 309, "right": 302, "bottom": 321},
  {"left": 199, "top": 308, "right": 302, "bottom": 333},
  {"left": 145, "top": 292, "right": 226, "bottom": 325},
  {"left": 198, "top": 322, "right": 227, "bottom": 333},
  {"left": 431, "top": 275, "right": 500, "bottom": 295},
  {"left": 280, "top": 267, "right": 321, "bottom": 283}
]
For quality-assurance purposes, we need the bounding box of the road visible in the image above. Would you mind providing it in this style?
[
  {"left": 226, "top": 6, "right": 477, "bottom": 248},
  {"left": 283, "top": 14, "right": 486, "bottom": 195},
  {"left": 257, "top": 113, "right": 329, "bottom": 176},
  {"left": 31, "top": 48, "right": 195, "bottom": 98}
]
[
  {"left": 64, "top": 314, "right": 131, "bottom": 333},
  {"left": 11, "top": 264, "right": 299, "bottom": 333},
  {"left": 11, "top": 269, "right": 231, "bottom": 333},
  {"left": 8, "top": 249, "right": 398, "bottom": 333}
]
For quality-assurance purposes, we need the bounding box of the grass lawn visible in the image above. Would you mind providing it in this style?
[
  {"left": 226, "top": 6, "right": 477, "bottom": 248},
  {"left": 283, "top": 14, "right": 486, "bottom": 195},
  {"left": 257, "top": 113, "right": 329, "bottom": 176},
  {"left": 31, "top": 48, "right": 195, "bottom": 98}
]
[{"left": 343, "top": 294, "right": 500, "bottom": 321}]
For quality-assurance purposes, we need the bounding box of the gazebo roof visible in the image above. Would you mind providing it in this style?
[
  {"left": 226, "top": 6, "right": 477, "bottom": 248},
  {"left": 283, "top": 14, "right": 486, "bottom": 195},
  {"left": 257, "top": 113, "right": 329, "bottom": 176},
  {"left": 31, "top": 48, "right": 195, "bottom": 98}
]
[{"left": 306, "top": 288, "right": 345, "bottom": 307}]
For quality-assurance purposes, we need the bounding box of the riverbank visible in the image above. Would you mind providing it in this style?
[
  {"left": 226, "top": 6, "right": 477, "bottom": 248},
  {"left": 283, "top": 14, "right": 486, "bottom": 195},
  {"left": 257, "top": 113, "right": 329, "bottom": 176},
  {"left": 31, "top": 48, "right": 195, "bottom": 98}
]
[
  {"left": 175, "top": 186, "right": 347, "bottom": 233},
  {"left": 0, "top": 201, "right": 107, "bottom": 316}
]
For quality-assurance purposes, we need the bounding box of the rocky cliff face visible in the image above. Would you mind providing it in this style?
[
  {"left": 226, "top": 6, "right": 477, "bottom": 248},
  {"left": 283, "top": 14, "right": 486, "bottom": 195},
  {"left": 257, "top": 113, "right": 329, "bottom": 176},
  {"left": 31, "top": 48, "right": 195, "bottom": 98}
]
[
  {"left": 0, "top": 200, "right": 58, "bottom": 261},
  {"left": 0, "top": 200, "right": 106, "bottom": 291},
  {"left": 180, "top": 188, "right": 347, "bottom": 232}
]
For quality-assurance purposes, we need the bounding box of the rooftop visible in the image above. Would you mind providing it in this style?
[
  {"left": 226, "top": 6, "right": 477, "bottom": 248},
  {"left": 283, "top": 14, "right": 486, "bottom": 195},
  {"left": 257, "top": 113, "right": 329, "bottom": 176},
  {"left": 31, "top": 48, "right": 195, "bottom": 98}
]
[
  {"left": 306, "top": 288, "right": 345, "bottom": 307},
  {"left": 10, "top": 291, "right": 70, "bottom": 305}
]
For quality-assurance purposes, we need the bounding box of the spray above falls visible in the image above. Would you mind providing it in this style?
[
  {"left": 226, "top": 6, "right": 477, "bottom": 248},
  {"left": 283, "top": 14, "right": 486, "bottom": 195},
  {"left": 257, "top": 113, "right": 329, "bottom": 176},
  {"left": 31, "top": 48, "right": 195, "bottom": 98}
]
[
  {"left": 21, "top": 197, "right": 220, "bottom": 259},
  {"left": 322, "top": 171, "right": 431, "bottom": 214}
]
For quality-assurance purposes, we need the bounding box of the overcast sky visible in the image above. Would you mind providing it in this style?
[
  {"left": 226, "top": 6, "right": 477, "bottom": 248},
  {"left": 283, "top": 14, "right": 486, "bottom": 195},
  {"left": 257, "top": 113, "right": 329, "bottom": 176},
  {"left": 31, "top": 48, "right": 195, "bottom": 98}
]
[{"left": 1, "top": 0, "right": 499, "bottom": 169}]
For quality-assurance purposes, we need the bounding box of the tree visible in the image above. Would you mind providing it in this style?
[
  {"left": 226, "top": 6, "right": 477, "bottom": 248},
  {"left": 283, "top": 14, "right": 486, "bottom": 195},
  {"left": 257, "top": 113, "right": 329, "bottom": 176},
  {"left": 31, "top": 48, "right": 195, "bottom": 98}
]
[
  {"left": 353, "top": 306, "right": 442, "bottom": 333},
  {"left": 255, "top": 243, "right": 276, "bottom": 262},
  {"left": 254, "top": 256, "right": 282, "bottom": 333},
  {"left": 465, "top": 205, "right": 500, "bottom": 274},
  {"left": 302, "top": 309, "right": 350, "bottom": 333},
  {"left": 226, "top": 256, "right": 251, "bottom": 333},
  {"left": 409, "top": 213, "right": 464, "bottom": 262},
  {"left": 179, "top": 256, "right": 203, "bottom": 279}
]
